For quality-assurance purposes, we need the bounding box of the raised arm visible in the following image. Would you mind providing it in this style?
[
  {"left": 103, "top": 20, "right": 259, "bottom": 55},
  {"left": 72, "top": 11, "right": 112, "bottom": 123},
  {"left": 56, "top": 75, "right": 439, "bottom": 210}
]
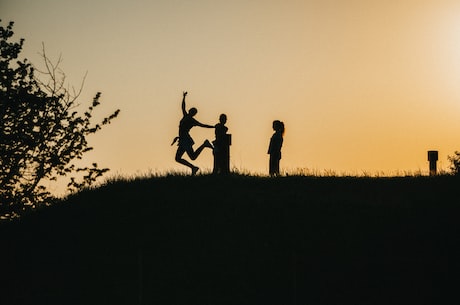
[{"left": 181, "top": 91, "right": 188, "bottom": 116}]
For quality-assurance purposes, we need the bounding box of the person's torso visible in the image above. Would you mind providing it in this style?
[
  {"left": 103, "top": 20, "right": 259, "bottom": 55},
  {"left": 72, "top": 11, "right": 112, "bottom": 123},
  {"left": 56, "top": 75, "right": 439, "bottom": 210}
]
[
  {"left": 179, "top": 115, "right": 197, "bottom": 136},
  {"left": 269, "top": 132, "right": 283, "bottom": 153},
  {"left": 215, "top": 123, "right": 228, "bottom": 140}
]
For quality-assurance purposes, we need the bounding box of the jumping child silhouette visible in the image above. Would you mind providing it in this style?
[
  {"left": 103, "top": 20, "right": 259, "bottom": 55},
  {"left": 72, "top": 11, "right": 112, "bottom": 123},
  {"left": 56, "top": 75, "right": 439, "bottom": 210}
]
[{"left": 172, "top": 91, "right": 213, "bottom": 175}]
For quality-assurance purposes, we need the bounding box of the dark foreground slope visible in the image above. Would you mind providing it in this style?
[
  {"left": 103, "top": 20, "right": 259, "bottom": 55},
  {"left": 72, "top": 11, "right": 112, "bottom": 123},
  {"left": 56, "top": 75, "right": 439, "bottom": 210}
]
[{"left": 1, "top": 175, "right": 459, "bottom": 305}]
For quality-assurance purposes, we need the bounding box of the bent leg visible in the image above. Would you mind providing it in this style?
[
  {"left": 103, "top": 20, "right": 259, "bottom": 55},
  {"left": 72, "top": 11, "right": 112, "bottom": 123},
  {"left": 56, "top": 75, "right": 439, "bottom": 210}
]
[
  {"left": 176, "top": 148, "right": 195, "bottom": 168},
  {"left": 188, "top": 140, "right": 212, "bottom": 160}
]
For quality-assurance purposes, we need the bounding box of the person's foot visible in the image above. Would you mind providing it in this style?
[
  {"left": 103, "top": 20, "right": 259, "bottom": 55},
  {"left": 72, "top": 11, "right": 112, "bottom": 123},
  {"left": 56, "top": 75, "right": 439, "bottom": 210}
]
[
  {"left": 204, "top": 140, "right": 213, "bottom": 149},
  {"left": 192, "top": 166, "right": 199, "bottom": 176}
]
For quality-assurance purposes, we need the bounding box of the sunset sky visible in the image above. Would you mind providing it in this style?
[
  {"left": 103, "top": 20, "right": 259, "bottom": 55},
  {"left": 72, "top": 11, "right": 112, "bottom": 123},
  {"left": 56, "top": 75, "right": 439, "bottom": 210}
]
[{"left": 3, "top": 0, "right": 460, "bottom": 180}]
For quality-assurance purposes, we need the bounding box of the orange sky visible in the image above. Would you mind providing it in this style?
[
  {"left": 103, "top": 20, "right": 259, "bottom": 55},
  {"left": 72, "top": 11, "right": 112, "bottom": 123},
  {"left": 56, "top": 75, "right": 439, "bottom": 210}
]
[{"left": 3, "top": 0, "right": 460, "bottom": 182}]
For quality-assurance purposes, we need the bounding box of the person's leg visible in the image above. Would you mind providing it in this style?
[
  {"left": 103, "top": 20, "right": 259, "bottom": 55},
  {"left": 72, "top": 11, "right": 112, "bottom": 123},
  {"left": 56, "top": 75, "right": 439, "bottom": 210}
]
[
  {"left": 178, "top": 147, "right": 199, "bottom": 175},
  {"left": 176, "top": 147, "right": 196, "bottom": 170},
  {"left": 188, "top": 140, "right": 213, "bottom": 160},
  {"left": 269, "top": 155, "right": 275, "bottom": 176},
  {"left": 269, "top": 155, "right": 280, "bottom": 176},
  {"left": 274, "top": 158, "right": 280, "bottom": 176}
]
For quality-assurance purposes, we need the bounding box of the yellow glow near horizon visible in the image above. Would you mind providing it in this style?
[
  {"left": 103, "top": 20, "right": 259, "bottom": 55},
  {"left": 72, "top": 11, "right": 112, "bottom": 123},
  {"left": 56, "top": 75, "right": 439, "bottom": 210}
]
[{"left": 2, "top": 0, "right": 460, "bottom": 185}]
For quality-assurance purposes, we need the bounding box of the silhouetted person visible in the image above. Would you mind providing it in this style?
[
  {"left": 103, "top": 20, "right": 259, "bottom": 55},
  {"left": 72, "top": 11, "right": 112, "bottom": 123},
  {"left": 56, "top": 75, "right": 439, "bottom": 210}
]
[
  {"left": 172, "top": 91, "right": 213, "bottom": 175},
  {"left": 212, "top": 114, "right": 231, "bottom": 174},
  {"left": 268, "top": 120, "right": 285, "bottom": 176}
]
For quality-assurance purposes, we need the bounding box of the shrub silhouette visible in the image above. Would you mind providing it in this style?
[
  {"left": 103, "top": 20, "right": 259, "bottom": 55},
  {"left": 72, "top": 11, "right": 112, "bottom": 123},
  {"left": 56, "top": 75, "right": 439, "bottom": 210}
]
[
  {"left": 448, "top": 151, "right": 460, "bottom": 176},
  {"left": 0, "top": 20, "right": 120, "bottom": 218}
]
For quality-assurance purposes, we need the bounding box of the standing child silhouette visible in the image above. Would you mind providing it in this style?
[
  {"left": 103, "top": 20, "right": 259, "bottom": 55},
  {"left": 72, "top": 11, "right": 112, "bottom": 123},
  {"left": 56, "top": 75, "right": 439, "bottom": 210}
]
[
  {"left": 212, "top": 114, "right": 230, "bottom": 174},
  {"left": 267, "top": 120, "right": 285, "bottom": 176},
  {"left": 172, "top": 91, "right": 213, "bottom": 175}
]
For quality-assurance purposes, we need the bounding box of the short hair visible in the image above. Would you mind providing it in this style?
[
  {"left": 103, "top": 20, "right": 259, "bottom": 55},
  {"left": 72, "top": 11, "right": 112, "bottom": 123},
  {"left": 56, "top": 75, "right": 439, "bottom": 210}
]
[
  {"left": 273, "top": 120, "right": 285, "bottom": 135},
  {"left": 189, "top": 107, "right": 197, "bottom": 116}
]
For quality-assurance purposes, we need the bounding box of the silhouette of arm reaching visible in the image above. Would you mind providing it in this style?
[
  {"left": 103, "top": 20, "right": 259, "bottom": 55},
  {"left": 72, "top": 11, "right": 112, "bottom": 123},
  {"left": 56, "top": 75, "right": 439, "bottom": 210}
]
[
  {"left": 180, "top": 91, "right": 213, "bottom": 128},
  {"left": 181, "top": 91, "right": 188, "bottom": 116},
  {"left": 195, "top": 121, "right": 214, "bottom": 129}
]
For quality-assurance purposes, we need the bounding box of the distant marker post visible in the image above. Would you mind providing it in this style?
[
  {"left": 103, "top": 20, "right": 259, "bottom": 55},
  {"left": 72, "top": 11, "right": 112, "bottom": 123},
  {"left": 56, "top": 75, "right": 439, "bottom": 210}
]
[{"left": 428, "top": 150, "right": 438, "bottom": 176}]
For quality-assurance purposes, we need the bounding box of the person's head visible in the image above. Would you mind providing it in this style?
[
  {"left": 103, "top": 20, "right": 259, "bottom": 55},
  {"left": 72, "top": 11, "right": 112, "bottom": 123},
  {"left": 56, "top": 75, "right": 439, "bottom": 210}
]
[
  {"left": 189, "top": 107, "right": 197, "bottom": 116},
  {"left": 219, "top": 113, "right": 227, "bottom": 124},
  {"left": 273, "top": 120, "right": 285, "bottom": 135}
]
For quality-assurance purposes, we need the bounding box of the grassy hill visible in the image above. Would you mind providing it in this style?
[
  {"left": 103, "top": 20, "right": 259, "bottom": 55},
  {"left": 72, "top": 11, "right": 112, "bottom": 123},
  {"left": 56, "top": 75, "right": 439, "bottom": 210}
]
[{"left": 1, "top": 174, "right": 459, "bottom": 305}]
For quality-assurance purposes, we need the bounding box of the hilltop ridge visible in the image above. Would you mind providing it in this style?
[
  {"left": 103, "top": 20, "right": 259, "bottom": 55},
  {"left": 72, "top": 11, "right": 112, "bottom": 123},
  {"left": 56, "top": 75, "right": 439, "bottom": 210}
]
[{"left": 2, "top": 174, "right": 459, "bottom": 305}]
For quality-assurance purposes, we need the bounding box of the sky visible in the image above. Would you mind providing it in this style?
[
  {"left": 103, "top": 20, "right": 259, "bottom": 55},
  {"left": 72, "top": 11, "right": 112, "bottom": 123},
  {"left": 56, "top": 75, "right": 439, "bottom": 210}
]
[{"left": 3, "top": 0, "right": 460, "bottom": 182}]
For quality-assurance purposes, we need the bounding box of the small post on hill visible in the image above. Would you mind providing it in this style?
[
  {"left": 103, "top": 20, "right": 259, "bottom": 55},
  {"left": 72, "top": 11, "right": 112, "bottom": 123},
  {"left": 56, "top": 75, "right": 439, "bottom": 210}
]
[
  {"left": 224, "top": 134, "right": 231, "bottom": 174},
  {"left": 213, "top": 134, "right": 231, "bottom": 175},
  {"left": 428, "top": 150, "right": 438, "bottom": 176}
]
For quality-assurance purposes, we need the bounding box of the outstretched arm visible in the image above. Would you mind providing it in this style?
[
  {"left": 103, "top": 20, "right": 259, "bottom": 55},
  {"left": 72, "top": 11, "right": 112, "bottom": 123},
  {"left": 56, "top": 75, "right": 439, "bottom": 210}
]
[
  {"left": 181, "top": 91, "right": 187, "bottom": 116},
  {"left": 195, "top": 120, "right": 214, "bottom": 129}
]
